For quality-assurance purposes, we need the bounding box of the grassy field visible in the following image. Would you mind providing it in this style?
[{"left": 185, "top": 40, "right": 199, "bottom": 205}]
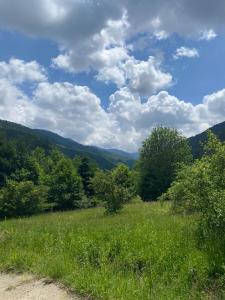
[{"left": 0, "top": 202, "right": 223, "bottom": 299}]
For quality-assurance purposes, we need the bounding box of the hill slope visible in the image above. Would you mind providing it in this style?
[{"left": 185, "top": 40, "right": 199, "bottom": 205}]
[
  {"left": 188, "top": 121, "right": 225, "bottom": 158},
  {"left": 0, "top": 119, "right": 135, "bottom": 169}
]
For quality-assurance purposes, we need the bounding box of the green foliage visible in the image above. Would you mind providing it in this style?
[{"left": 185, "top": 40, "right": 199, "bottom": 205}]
[
  {"left": 76, "top": 156, "right": 95, "bottom": 198},
  {"left": 47, "top": 156, "right": 84, "bottom": 210},
  {"left": 0, "top": 119, "right": 136, "bottom": 170},
  {"left": 0, "top": 180, "right": 47, "bottom": 218},
  {"left": 92, "top": 164, "right": 134, "bottom": 214},
  {"left": 188, "top": 120, "right": 225, "bottom": 158},
  {"left": 10, "top": 155, "right": 41, "bottom": 184},
  {"left": 161, "top": 131, "right": 225, "bottom": 235},
  {"left": 138, "top": 126, "right": 193, "bottom": 201},
  {"left": 0, "top": 203, "right": 223, "bottom": 299},
  {"left": 0, "top": 133, "right": 17, "bottom": 187}
]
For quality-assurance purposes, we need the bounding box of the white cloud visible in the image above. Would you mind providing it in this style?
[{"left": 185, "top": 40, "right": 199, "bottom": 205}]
[
  {"left": 0, "top": 0, "right": 225, "bottom": 151},
  {"left": 0, "top": 63, "right": 225, "bottom": 151},
  {"left": 96, "top": 66, "right": 126, "bottom": 87},
  {"left": 0, "top": 0, "right": 223, "bottom": 81},
  {"left": 95, "top": 56, "right": 173, "bottom": 95},
  {"left": 31, "top": 82, "right": 114, "bottom": 146},
  {"left": 125, "top": 57, "right": 172, "bottom": 96},
  {"left": 0, "top": 79, "right": 35, "bottom": 125},
  {"left": 173, "top": 47, "right": 199, "bottom": 59},
  {"left": 0, "top": 58, "right": 47, "bottom": 83},
  {"left": 199, "top": 29, "right": 217, "bottom": 41},
  {"left": 52, "top": 13, "right": 129, "bottom": 73}
]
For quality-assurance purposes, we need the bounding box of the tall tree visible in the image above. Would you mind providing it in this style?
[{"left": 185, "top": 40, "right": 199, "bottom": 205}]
[
  {"left": 77, "top": 156, "right": 95, "bottom": 198},
  {"left": 0, "top": 132, "right": 17, "bottom": 187},
  {"left": 48, "top": 157, "right": 83, "bottom": 210},
  {"left": 138, "top": 126, "right": 192, "bottom": 201}
]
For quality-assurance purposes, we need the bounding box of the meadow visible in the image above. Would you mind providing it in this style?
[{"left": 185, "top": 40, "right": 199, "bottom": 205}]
[{"left": 0, "top": 202, "right": 223, "bottom": 300}]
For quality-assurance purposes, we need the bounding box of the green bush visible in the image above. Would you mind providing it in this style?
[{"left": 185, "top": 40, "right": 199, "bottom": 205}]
[
  {"left": 0, "top": 180, "right": 47, "bottom": 219},
  {"left": 92, "top": 165, "right": 134, "bottom": 214},
  {"left": 160, "top": 131, "right": 225, "bottom": 234}
]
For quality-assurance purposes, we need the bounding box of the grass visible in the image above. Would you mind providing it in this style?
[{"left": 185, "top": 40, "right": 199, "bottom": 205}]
[{"left": 0, "top": 202, "right": 224, "bottom": 299}]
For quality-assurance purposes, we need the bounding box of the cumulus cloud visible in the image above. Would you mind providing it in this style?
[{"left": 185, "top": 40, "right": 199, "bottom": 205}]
[
  {"left": 0, "top": 58, "right": 47, "bottom": 83},
  {"left": 96, "top": 56, "right": 172, "bottom": 95},
  {"left": 31, "top": 82, "right": 114, "bottom": 146},
  {"left": 0, "top": 79, "right": 35, "bottom": 125},
  {"left": 0, "top": 1, "right": 225, "bottom": 151},
  {"left": 0, "top": 62, "right": 225, "bottom": 151},
  {"left": 52, "top": 13, "right": 129, "bottom": 73},
  {"left": 0, "top": 0, "right": 224, "bottom": 78},
  {"left": 173, "top": 47, "right": 199, "bottom": 59},
  {"left": 125, "top": 57, "right": 172, "bottom": 96}
]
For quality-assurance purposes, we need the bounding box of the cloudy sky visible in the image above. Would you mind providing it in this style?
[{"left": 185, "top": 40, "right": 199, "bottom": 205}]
[{"left": 0, "top": 0, "right": 225, "bottom": 151}]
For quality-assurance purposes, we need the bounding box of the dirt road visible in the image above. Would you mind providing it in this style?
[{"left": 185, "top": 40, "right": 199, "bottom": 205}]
[{"left": 0, "top": 273, "right": 81, "bottom": 300}]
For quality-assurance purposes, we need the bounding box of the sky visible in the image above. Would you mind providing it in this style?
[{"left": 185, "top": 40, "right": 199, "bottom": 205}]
[{"left": 0, "top": 0, "right": 225, "bottom": 151}]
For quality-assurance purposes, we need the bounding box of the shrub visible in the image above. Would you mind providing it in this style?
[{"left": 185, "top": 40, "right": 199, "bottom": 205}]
[
  {"left": 92, "top": 167, "right": 133, "bottom": 214},
  {"left": 160, "top": 131, "right": 225, "bottom": 235},
  {"left": 0, "top": 180, "right": 47, "bottom": 219}
]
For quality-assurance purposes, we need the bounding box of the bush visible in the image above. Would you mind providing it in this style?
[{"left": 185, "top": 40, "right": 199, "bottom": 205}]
[
  {"left": 92, "top": 166, "right": 133, "bottom": 214},
  {"left": 111, "top": 164, "right": 135, "bottom": 202},
  {"left": 0, "top": 180, "right": 47, "bottom": 219},
  {"left": 160, "top": 131, "right": 225, "bottom": 235}
]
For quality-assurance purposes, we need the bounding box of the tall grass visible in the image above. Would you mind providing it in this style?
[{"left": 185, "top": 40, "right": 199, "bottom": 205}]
[{"left": 0, "top": 202, "right": 223, "bottom": 299}]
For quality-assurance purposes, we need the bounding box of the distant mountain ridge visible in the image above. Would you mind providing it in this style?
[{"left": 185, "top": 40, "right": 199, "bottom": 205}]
[
  {"left": 1, "top": 119, "right": 225, "bottom": 167},
  {"left": 104, "top": 148, "right": 139, "bottom": 160},
  {"left": 188, "top": 121, "right": 225, "bottom": 158},
  {"left": 0, "top": 119, "right": 135, "bottom": 169}
]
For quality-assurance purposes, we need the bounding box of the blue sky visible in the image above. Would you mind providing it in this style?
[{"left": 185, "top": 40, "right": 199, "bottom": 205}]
[
  {"left": 0, "top": 0, "right": 225, "bottom": 151},
  {"left": 1, "top": 29, "right": 225, "bottom": 105}
]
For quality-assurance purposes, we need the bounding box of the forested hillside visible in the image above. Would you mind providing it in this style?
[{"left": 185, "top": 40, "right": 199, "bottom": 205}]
[
  {"left": 0, "top": 119, "right": 135, "bottom": 169},
  {"left": 188, "top": 121, "right": 225, "bottom": 158}
]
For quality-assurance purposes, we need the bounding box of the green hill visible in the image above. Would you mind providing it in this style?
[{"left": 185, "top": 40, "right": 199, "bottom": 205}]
[
  {"left": 0, "top": 119, "right": 135, "bottom": 169},
  {"left": 188, "top": 121, "right": 225, "bottom": 158}
]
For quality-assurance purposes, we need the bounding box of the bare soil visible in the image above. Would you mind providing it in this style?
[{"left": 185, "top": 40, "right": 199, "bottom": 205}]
[{"left": 0, "top": 273, "right": 81, "bottom": 300}]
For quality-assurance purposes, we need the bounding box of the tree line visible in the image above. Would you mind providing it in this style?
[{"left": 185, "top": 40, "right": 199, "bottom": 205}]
[
  {"left": 1, "top": 124, "right": 225, "bottom": 241},
  {"left": 0, "top": 130, "right": 136, "bottom": 217}
]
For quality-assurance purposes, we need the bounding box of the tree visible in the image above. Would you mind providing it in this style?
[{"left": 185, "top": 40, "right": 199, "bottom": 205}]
[
  {"left": 138, "top": 126, "right": 192, "bottom": 201},
  {"left": 0, "top": 133, "right": 17, "bottom": 187},
  {"left": 161, "top": 131, "right": 225, "bottom": 233},
  {"left": 0, "top": 180, "right": 47, "bottom": 219},
  {"left": 10, "top": 155, "right": 41, "bottom": 184},
  {"left": 92, "top": 164, "right": 134, "bottom": 214},
  {"left": 47, "top": 157, "right": 83, "bottom": 210},
  {"left": 77, "top": 156, "right": 95, "bottom": 198},
  {"left": 111, "top": 163, "right": 135, "bottom": 202}
]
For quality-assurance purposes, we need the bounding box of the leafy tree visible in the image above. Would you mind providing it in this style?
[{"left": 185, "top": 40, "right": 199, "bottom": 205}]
[
  {"left": 92, "top": 164, "right": 134, "bottom": 214},
  {"left": 111, "top": 163, "right": 135, "bottom": 202},
  {"left": 10, "top": 155, "right": 41, "bottom": 184},
  {"left": 161, "top": 131, "right": 225, "bottom": 234},
  {"left": 0, "top": 180, "right": 47, "bottom": 219},
  {"left": 47, "top": 157, "right": 83, "bottom": 210},
  {"left": 0, "top": 133, "right": 17, "bottom": 187},
  {"left": 77, "top": 156, "right": 95, "bottom": 198},
  {"left": 138, "top": 126, "right": 192, "bottom": 201}
]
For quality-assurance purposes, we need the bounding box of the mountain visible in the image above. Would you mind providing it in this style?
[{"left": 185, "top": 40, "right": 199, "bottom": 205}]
[
  {"left": 0, "top": 119, "right": 136, "bottom": 169},
  {"left": 188, "top": 121, "right": 225, "bottom": 158},
  {"left": 105, "top": 148, "right": 139, "bottom": 160}
]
